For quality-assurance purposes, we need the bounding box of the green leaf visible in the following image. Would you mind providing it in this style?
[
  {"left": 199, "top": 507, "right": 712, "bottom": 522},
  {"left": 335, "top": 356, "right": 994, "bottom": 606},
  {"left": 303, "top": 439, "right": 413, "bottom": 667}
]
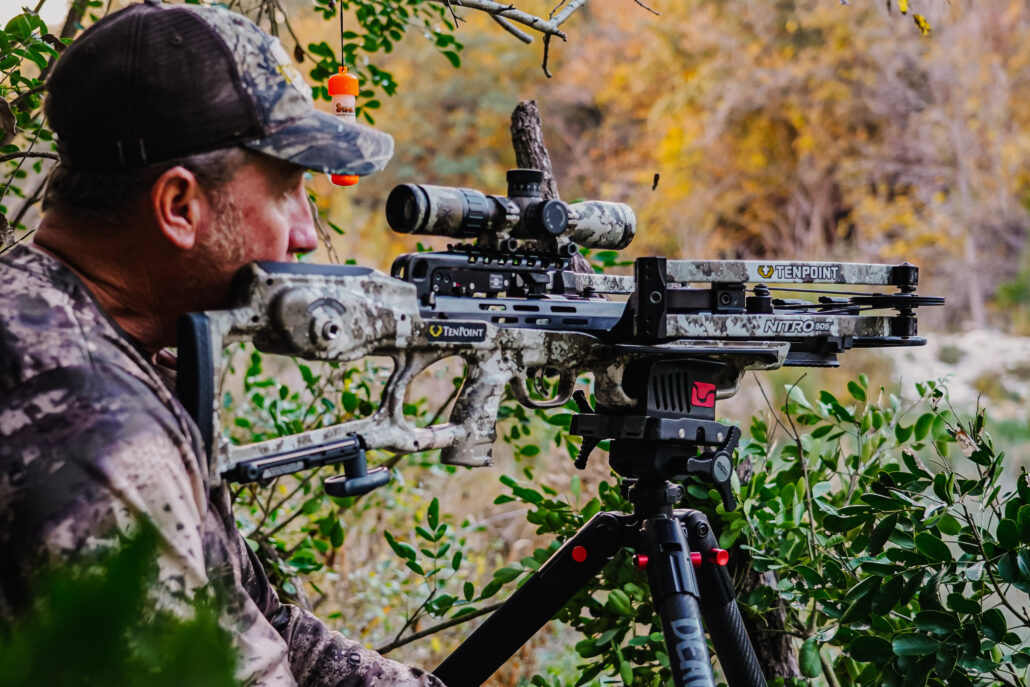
[
  {"left": 981, "top": 608, "right": 1007, "bottom": 642},
  {"left": 493, "top": 566, "right": 522, "bottom": 583},
  {"left": 799, "top": 638, "right": 821, "bottom": 678},
  {"left": 898, "top": 570, "right": 925, "bottom": 608},
  {"left": 914, "top": 532, "right": 951, "bottom": 562},
  {"left": 427, "top": 498, "right": 440, "bottom": 531},
  {"left": 946, "top": 592, "right": 980, "bottom": 614},
  {"left": 620, "top": 660, "right": 633, "bottom": 685},
  {"left": 996, "top": 519, "right": 1019, "bottom": 549},
  {"left": 998, "top": 552, "right": 1020, "bottom": 583},
  {"left": 1018, "top": 549, "right": 1030, "bottom": 579},
  {"left": 463, "top": 581, "right": 474, "bottom": 601},
  {"left": 441, "top": 50, "right": 461, "bottom": 68},
  {"left": 937, "top": 514, "right": 962, "bottom": 536},
  {"left": 811, "top": 424, "right": 834, "bottom": 439},
  {"left": 383, "top": 532, "right": 416, "bottom": 561},
  {"left": 848, "top": 380, "right": 867, "bottom": 402},
  {"left": 895, "top": 422, "right": 913, "bottom": 443},
  {"left": 892, "top": 634, "right": 939, "bottom": 656},
  {"left": 1018, "top": 469, "right": 1030, "bottom": 504},
  {"left": 823, "top": 513, "right": 870, "bottom": 533},
  {"left": 1018, "top": 505, "right": 1030, "bottom": 542},
  {"left": 932, "top": 473, "right": 953, "bottom": 504},
  {"left": 860, "top": 493, "right": 902, "bottom": 511},
  {"left": 867, "top": 514, "right": 899, "bottom": 555},
  {"left": 913, "top": 610, "right": 959, "bottom": 634},
  {"left": 872, "top": 575, "right": 905, "bottom": 615},
  {"left": 913, "top": 413, "right": 934, "bottom": 442},
  {"left": 850, "top": 635, "right": 892, "bottom": 666},
  {"left": 840, "top": 577, "right": 881, "bottom": 624}
]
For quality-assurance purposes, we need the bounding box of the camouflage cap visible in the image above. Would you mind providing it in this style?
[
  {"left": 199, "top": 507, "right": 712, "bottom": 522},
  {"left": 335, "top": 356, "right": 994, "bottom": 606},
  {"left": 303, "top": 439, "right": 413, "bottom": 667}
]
[{"left": 46, "top": 0, "right": 393, "bottom": 176}]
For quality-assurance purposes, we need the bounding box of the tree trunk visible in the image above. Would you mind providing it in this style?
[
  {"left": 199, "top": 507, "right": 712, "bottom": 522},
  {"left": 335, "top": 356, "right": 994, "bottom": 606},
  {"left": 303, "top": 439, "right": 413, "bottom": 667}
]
[
  {"left": 509, "top": 100, "right": 593, "bottom": 273},
  {"left": 733, "top": 458, "right": 802, "bottom": 680},
  {"left": 510, "top": 100, "right": 561, "bottom": 201}
]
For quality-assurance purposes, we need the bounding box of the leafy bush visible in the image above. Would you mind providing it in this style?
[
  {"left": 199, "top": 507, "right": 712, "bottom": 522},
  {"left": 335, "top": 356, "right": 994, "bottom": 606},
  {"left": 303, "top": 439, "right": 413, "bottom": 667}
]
[
  {"left": 379, "top": 377, "right": 1030, "bottom": 687},
  {"left": 0, "top": 524, "right": 239, "bottom": 687}
]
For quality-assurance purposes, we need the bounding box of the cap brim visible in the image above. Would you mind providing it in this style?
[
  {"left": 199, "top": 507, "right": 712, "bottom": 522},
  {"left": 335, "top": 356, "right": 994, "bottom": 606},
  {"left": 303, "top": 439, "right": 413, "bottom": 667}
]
[{"left": 243, "top": 109, "right": 394, "bottom": 176}]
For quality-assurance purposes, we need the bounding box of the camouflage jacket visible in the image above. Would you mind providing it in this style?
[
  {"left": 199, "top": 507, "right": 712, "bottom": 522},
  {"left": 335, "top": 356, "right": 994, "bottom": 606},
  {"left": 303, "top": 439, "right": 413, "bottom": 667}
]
[{"left": 0, "top": 245, "right": 443, "bottom": 687}]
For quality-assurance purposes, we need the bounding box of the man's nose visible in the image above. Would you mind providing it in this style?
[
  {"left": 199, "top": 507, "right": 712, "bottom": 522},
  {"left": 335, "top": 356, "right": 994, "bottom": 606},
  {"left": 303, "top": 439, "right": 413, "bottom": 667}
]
[{"left": 288, "top": 192, "right": 320, "bottom": 255}]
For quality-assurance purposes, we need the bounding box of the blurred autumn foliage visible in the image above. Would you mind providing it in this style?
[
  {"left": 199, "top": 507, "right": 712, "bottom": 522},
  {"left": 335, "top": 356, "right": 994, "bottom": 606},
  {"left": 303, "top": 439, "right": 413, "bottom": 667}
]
[{"left": 305, "top": 0, "right": 1030, "bottom": 332}]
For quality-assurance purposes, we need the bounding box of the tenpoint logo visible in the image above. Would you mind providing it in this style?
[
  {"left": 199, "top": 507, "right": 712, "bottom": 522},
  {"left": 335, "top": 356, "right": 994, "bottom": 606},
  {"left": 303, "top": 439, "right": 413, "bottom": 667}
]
[
  {"left": 756, "top": 263, "right": 842, "bottom": 281},
  {"left": 427, "top": 321, "right": 488, "bottom": 343}
]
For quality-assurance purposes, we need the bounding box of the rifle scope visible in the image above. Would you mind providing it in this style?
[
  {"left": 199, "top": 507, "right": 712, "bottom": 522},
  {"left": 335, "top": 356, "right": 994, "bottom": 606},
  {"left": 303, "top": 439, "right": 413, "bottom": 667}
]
[{"left": 385, "top": 169, "right": 636, "bottom": 251}]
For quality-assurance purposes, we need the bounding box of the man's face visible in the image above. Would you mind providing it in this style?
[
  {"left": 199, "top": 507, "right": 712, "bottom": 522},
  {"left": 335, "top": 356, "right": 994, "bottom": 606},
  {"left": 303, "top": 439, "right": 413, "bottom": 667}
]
[{"left": 188, "top": 153, "right": 319, "bottom": 309}]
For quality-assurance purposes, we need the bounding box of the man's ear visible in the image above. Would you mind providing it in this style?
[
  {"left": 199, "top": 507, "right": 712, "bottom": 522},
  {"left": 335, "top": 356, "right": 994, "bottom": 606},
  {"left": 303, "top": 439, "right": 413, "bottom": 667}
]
[{"left": 150, "top": 166, "right": 203, "bottom": 250}]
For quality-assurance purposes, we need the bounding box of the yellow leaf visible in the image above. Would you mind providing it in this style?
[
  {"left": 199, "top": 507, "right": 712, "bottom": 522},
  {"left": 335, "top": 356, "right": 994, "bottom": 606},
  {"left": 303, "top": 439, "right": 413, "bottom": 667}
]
[
  {"left": 914, "top": 14, "right": 931, "bottom": 35},
  {"left": 899, "top": 0, "right": 908, "bottom": 14}
]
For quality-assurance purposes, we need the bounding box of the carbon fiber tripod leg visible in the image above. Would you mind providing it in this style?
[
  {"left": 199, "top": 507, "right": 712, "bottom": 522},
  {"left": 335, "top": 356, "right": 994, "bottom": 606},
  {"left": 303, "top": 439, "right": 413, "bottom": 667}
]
[
  {"left": 433, "top": 512, "right": 630, "bottom": 687},
  {"left": 678, "top": 509, "right": 768, "bottom": 687},
  {"left": 643, "top": 516, "right": 716, "bottom": 687}
]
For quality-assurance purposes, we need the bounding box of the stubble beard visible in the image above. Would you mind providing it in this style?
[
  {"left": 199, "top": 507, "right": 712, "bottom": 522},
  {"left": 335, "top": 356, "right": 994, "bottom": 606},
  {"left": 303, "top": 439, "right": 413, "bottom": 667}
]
[{"left": 187, "top": 189, "right": 249, "bottom": 312}]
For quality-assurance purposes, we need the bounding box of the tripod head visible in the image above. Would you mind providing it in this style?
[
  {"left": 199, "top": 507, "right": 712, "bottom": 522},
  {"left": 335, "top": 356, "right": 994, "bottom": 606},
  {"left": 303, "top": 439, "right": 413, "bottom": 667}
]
[{"left": 570, "top": 358, "right": 742, "bottom": 512}]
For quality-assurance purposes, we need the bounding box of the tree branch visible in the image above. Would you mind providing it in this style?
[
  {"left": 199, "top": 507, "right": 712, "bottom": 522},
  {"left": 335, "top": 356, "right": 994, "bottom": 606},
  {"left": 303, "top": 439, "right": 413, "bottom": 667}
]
[
  {"left": 491, "top": 14, "right": 533, "bottom": 43},
  {"left": 375, "top": 602, "right": 504, "bottom": 654},
  {"left": 550, "top": 0, "right": 587, "bottom": 25},
  {"left": 631, "top": 0, "right": 659, "bottom": 16},
  {"left": 0, "top": 151, "right": 59, "bottom": 164},
  {"left": 429, "top": 0, "right": 567, "bottom": 39}
]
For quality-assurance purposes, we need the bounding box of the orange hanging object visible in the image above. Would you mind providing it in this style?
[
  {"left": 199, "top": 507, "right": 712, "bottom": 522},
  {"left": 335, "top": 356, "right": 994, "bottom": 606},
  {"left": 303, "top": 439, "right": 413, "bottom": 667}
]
[{"left": 328, "top": 67, "right": 360, "bottom": 187}]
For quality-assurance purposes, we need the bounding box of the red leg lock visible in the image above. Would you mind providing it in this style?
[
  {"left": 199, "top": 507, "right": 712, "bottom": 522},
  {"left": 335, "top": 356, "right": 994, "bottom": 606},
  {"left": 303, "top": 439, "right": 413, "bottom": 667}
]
[{"left": 707, "top": 548, "right": 729, "bottom": 566}]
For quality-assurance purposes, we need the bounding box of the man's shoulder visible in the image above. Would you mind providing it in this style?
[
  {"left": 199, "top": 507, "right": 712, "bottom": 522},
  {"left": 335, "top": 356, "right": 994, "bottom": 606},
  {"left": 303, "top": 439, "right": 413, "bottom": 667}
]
[{"left": 0, "top": 245, "right": 115, "bottom": 387}]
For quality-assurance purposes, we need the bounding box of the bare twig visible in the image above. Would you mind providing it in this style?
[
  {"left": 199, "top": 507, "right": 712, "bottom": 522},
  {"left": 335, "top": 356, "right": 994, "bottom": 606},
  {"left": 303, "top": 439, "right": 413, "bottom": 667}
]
[
  {"left": 10, "top": 171, "right": 49, "bottom": 230},
  {"left": 0, "top": 228, "right": 35, "bottom": 256},
  {"left": 491, "top": 14, "right": 533, "bottom": 43},
  {"left": 820, "top": 650, "right": 842, "bottom": 687},
  {"left": 375, "top": 602, "right": 504, "bottom": 654},
  {"left": 428, "top": 0, "right": 567, "bottom": 39},
  {"left": 631, "top": 0, "right": 660, "bottom": 16},
  {"left": 550, "top": 0, "right": 586, "bottom": 25},
  {"left": 0, "top": 150, "right": 58, "bottom": 164},
  {"left": 308, "top": 195, "right": 342, "bottom": 264},
  {"left": 541, "top": 34, "right": 553, "bottom": 78},
  {"left": 442, "top": 0, "right": 464, "bottom": 26}
]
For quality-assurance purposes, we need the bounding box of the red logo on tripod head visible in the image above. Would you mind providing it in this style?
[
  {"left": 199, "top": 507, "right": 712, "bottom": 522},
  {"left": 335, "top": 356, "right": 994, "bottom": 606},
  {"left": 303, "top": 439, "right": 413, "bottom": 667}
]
[{"left": 691, "top": 382, "right": 716, "bottom": 408}]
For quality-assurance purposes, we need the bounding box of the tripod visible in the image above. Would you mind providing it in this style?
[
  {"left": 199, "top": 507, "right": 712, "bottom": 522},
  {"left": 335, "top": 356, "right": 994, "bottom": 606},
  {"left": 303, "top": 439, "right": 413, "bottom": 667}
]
[{"left": 434, "top": 359, "right": 768, "bottom": 687}]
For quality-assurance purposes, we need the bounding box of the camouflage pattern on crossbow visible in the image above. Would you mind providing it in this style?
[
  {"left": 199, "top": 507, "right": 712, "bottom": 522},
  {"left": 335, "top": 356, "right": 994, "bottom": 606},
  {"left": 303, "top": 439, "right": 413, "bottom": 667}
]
[{"left": 176, "top": 170, "right": 943, "bottom": 494}]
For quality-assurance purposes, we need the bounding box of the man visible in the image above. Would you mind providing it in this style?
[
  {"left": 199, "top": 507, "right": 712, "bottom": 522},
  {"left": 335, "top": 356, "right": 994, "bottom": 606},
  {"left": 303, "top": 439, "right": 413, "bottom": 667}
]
[{"left": 0, "top": 2, "right": 444, "bottom": 685}]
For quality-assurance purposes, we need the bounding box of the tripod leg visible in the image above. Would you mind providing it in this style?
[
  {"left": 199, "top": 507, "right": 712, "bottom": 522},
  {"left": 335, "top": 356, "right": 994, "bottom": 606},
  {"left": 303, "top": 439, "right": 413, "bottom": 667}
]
[
  {"left": 678, "top": 509, "right": 768, "bottom": 687},
  {"left": 433, "top": 512, "right": 631, "bottom": 687},
  {"left": 642, "top": 516, "right": 716, "bottom": 687}
]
